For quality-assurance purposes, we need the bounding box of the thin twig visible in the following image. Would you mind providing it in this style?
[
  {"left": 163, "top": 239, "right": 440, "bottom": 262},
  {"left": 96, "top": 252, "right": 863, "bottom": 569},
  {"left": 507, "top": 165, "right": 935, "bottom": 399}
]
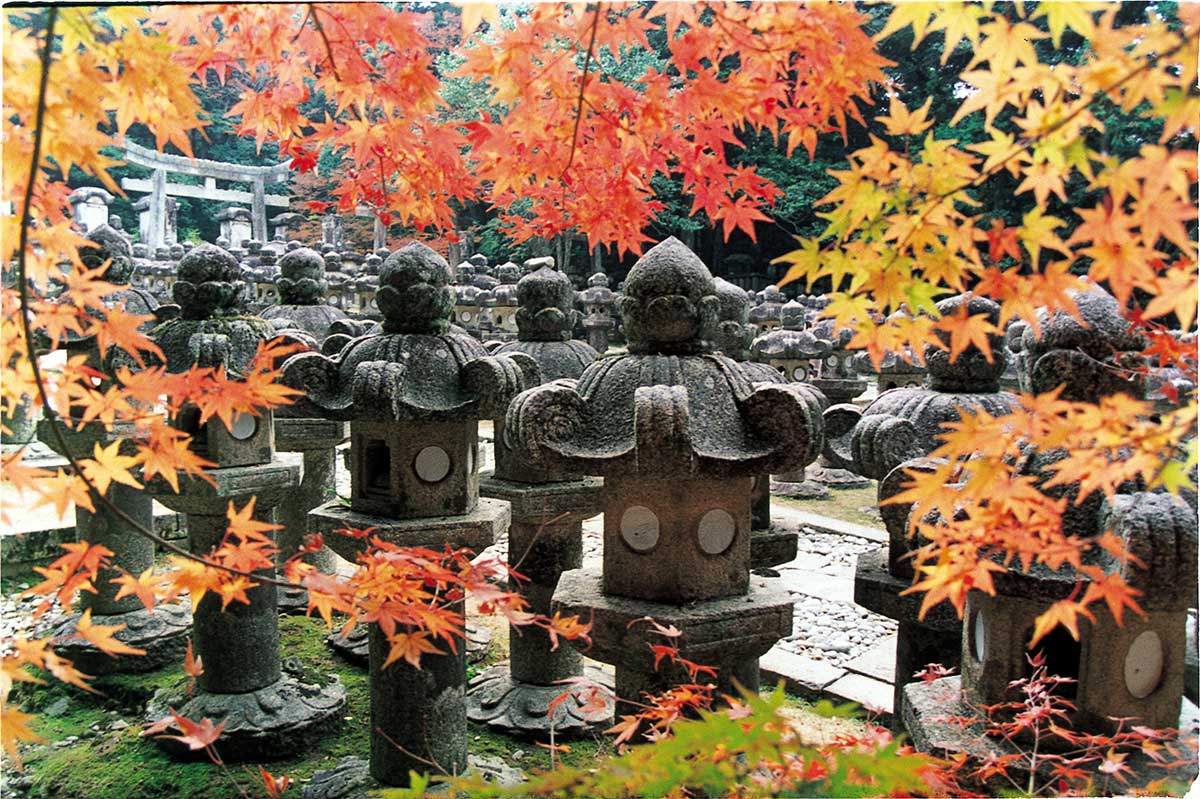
[{"left": 560, "top": 3, "right": 602, "bottom": 180}]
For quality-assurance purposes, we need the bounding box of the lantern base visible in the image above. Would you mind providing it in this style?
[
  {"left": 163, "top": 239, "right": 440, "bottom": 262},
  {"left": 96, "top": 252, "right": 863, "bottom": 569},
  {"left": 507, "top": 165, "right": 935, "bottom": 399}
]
[
  {"left": 54, "top": 602, "right": 191, "bottom": 676},
  {"left": 146, "top": 671, "right": 347, "bottom": 761},
  {"left": 904, "top": 676, "right": 1199, "bottom": 793},
  {"left": 466, "top": 661, "right": 613, "bottom": 736}
]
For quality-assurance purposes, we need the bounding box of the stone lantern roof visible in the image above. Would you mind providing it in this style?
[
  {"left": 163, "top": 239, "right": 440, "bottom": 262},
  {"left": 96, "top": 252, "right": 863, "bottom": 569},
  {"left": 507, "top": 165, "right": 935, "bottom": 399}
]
[
  {"left": 148, "top": 243, "right": 276, "bottom": 375},
  {"left": 1016, "top": 284, "right": 1147, "bottom": 400},
  {"left": 259, "top": 246, "right": 347, "bottom": 342},
  {"left": 497, "top": 266, "right": 597, "bottom": 380},
  {"left": 505, "top": 237, "right": 819, "bottom": 479},
  {"left": 281, "top": 242, "right": 536, "bottom": 422}
]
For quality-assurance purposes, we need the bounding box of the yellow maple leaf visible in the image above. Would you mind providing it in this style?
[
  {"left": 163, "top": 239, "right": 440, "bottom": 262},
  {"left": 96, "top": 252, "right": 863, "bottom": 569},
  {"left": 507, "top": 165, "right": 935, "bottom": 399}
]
[{"left": 79, "top": 439, "right": 142, "bottom": 495}]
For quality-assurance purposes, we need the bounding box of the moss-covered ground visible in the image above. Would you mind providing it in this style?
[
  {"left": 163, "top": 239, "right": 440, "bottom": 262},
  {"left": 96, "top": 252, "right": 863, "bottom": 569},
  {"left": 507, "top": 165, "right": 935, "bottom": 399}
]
[
  {"left": 7, "top": 613, "right": 869, "bottom": 799},
  {"left": 776, "top": 485, "right": 882, "bottom": 529}
]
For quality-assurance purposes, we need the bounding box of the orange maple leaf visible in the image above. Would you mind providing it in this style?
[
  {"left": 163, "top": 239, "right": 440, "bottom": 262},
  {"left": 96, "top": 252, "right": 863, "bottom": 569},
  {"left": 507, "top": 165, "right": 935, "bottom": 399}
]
[{"left": 72, "top": 608, "right": 147, "bottom": 658}]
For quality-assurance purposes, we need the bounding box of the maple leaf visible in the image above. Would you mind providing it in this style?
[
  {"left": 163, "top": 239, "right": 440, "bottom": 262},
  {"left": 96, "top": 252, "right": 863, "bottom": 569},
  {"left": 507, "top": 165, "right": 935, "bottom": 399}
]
[
  {"left": 183, "top": 638, "right": 204, "bottom": 680},
  {"left": 1030, "top": 600, "right": 1096, "bottom": 647},
  {"left": 110, "top": 567, "right": 162, "bottom": 612},
  {"left": 877, "top": 97, "right": 934, "bottom": 137},
  {"left": 256, "top": 765, "right": 294, "bottom": 799},
  {"left": 0, "top": 701, "right": 44, "bottom": 768},
  {"left": 225, "top": 497, "right": 282, "bottom": 544},
  {"left": 72, "top": 608, "right": 147, "bottom": 658},
  {"left": 458, "top": 2, "right": 500, "bottom": 36},
  {"left": 382, "top": 630, "right": 442, "bottom": 669},
  {"left": 717, "top": 196, "right": 771, "bottom": 243},
  {"left": 79, "top": 439, "right": 142, "bottom": 495},
  {"left": 607, "top": 714, "right": 643, "bottom": 747},
  {"left": 1078, "top": 568, "right": 1145, "bottom": 626},
  {"left": 937, "top": 304, "right": 999, "bottom": 364},
  {"left": 147, "top": 710, "right": 226, "bottom": 753}
]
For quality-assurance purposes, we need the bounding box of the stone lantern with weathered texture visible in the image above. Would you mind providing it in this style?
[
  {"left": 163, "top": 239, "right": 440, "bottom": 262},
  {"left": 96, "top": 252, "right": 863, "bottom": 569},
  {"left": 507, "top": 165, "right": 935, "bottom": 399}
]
[
  {"left": 487, "top": 263, "right": 522, "bottom": 342},
  {"left": 748, "top": 284, "right": 786, "bottom": 333},
  {"left": 506, "top": 238, "right": 818, "bottom": 708},
  {"left": 467, "top": 265, "right": 609, "bottom": 735},
  {"left": 904, "top": 288, "right": 1198, "bottom": 775},
  {"left": 260, "top": 246, "right": 352, "bottom": 610},
  {"left": 846, "top": 294, "right": 1019, "bottom": 722},
  {"left": 747, "top": 299, "right": 834, "bottom": 500},
  {"left": 712, "top": 279, "right": 822, "bottom": 565},
  {"left": 283, "top": 243, "right": 534, "bottom": 791},
  {"left": 141, "top": 243, "right": 346, "bottom": 760},
  {"left": 580, "top": 272, "right": 616, "bottom": 354},
  {"left": 41, "top": 225, "right": 191, "bottom": 676}
]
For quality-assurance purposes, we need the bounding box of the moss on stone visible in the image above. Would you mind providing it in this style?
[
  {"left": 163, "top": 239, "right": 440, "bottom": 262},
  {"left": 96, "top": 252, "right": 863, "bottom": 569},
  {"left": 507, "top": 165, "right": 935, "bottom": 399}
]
[{"left": 11, "top": 614, "right": 840, "bottom": 798}]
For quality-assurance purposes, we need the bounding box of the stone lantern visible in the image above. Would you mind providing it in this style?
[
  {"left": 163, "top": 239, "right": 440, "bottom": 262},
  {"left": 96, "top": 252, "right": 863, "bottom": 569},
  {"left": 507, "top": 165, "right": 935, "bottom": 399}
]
[
  {"left": 750, "top": 299, "right": 829, "bottom": 383},
  {"left": 487, "top": 263, "right": 521, "bottom": 341},
  {"left": 283, "top": 243, "right": 534, "bottom": 790},
  {"left": 804, "top": 317, "right": 870, "bottom": 490},
  {"left": 454, "top": 266, "right": 484, "bottom": 334},
  {"left": 260, "top": 246, "right": 352, "bottom": 610},
  {"left": 748, "top": 284, "right": 786, "bottom": 332},
  {"left": 467, "top": 265, "right": 609, "bottom": 735},
  {"left": 749, "top": 299, "right": 834, "bottom": 500},
  {"left": 262, "top": 247, "right": 349, "bottom": 343},
  {"left": 68, "top": 187, "right": 114, "bottom": 232},
  {"left": 141, "top": 243, "right": 346, "bottom": 759},
  {"left": 712, "top": 279, "right": 822, "bottom": 564},
  {"left": 580, "top": 272, "right": 616, "bottom": 354},
  {"left": 853, "top": 349, "right": 926, "bottom": 391},
  {"left": 39, "top": 225, "right": 191, "bottom": 676},
  {"left": 506, "top": 238, "right": 821, "bottom": 708},
  {"left": 217, "top": 207, "right": 253, "bottom": 249},
  {"left": 845, "top": 294, "right": 1019, "bottom": 721},
  {"left": 904, "top": 287, "right": 1198, "bottom": 774},
  {"left": 473, "top": 261, "right": 502, "bottom": 292}
]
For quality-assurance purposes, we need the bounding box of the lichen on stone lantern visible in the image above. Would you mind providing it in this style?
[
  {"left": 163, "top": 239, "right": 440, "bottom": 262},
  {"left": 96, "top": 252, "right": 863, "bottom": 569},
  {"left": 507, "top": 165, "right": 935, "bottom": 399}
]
[{"left": 506, "top": 237, "right": 820, "bottom": 704}]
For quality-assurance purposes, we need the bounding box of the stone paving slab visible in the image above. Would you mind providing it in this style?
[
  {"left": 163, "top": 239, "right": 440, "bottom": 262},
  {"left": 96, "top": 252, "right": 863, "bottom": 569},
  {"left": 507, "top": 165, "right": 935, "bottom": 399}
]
[
  {"left": 825, "top": 672, "right": 893, "bottom": 719},
  {"left": 780, "top": 569, "right": 854, "bottom": 604},
  {"left": 761, "top": 647, "right": 846, "bottom": 699},
  {"left": 841, "top": 633, "right": 897, "bottom": 683},
  {"left": 777, "top": 506, "right": 885, "bottom": 543}
]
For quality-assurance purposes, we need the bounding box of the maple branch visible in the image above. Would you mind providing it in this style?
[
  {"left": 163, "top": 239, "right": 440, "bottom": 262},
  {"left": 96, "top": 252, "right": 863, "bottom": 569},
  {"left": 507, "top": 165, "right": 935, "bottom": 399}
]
[
  {"left": 560, "top": 2, "right": 601, "bottom": 180},
  {"left": 884, "top": 26, "right": 1200, "bottom": 272},
  {"left": 306, "top": 3, "right": 340, "bottom": 83}
]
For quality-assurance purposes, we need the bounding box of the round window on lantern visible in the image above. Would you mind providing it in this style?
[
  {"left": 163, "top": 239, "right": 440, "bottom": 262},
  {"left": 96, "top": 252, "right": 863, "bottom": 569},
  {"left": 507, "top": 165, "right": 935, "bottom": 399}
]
[
  {"left": 229, "top": 412, "right": 257, "bottom": 440},
  {"left": 413, "top": 446, "right": 451, "bottom": 483},
  {"left": 1123, "top": 630, "right": 1164, "bottom": 699},
  {"left": 620, "top": 505, "right": 659, "bottom": 552}
]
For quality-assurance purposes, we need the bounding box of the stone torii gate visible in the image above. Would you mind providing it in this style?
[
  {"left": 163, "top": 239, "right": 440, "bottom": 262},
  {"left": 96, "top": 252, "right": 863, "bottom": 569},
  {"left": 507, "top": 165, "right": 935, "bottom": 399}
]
[{"left": 120, "top": 141, "right": 291, "bottom": 250}]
